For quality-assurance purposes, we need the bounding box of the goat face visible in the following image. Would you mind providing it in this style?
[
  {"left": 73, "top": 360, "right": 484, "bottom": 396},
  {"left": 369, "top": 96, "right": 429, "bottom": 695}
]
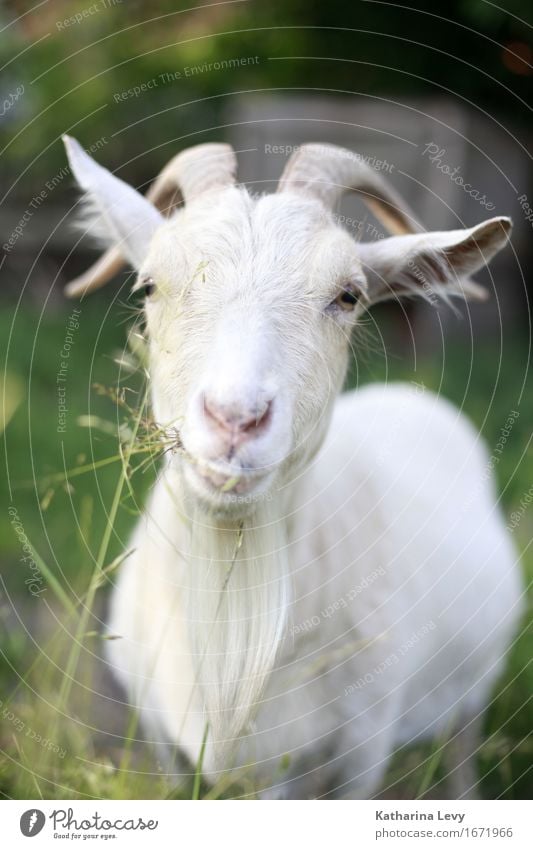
[
  {"left": 141, "top": 188, "right": 365, "bottom": 513},
  {"left": 63, "top": 138, "right": 512, "bottom": 516}
]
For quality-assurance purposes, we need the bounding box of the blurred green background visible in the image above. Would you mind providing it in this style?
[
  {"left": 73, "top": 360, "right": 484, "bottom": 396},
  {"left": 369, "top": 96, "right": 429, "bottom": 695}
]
[{"left": 0, "top": 0, "right": 531, "bottom": 799}]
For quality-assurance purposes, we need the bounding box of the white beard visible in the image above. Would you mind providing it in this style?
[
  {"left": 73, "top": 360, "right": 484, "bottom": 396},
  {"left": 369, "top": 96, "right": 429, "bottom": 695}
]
[{"left": 184, "top": 497, "right": 290, "bottom": 760}]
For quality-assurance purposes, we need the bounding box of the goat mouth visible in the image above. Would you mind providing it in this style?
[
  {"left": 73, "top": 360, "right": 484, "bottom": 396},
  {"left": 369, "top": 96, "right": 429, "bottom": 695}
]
[{"left": 189, "top": 459, "right": 268, "bottom": 496}]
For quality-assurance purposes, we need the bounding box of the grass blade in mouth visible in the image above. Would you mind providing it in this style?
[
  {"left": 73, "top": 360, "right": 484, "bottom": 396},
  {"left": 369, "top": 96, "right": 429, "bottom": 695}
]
[{"left": 220, "top": 475, "right": 241, "bottom": 492}]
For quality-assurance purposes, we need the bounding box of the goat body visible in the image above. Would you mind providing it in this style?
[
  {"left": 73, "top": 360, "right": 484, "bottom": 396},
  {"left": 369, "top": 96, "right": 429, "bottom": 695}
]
[{"left": 107, "top": 383, "right": 522, "bottom": 798}]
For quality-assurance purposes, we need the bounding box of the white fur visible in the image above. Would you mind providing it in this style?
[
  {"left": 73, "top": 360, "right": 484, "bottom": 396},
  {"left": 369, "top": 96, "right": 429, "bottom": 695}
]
[
  {"left": 64, "top": 138, "right": 523, "bottom": 798},
  {"left": 107, "top": 385, "right": 523, "bottom": 797}
]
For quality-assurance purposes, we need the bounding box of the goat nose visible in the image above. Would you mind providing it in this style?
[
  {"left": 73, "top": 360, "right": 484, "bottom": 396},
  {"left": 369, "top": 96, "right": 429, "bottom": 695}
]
[{"left": 203, "top": 395, "right": 273, "bottom": 442}]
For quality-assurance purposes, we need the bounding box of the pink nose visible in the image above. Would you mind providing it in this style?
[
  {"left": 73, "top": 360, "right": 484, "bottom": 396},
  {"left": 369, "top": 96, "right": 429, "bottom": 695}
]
[{"left": 203, "top": 395, "right": 273, "bottom": 446}]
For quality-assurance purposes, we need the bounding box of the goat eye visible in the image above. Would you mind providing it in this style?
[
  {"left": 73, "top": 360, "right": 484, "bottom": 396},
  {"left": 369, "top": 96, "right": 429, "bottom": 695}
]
[
  {"left": 143, "top": 277, "right": 156, "bottom": 297},
  {"left": 333, "top": 288, "right": 359, "bottom": 312}
]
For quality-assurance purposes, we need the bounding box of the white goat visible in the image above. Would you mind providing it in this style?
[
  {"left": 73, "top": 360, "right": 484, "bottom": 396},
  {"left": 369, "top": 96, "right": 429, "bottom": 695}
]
[{"left": 63, "top": 137, "right": 523, "bottom": 799}]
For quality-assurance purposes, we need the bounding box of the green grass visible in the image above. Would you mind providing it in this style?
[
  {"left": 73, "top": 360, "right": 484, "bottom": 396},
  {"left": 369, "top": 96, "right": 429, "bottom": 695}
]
[
  {"left": 1, "top": 301, "right": 531, "bottom": 799},
  {"left": 1, "top": 297, "right": 155, "bottom": 589}
]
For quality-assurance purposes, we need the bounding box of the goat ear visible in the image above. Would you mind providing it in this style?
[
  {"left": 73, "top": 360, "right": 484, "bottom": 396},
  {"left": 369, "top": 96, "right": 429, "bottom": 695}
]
[
  {"left": 63, "top": 135, "right": 163, "bottom": 269},
  {"left": 357, "top": 217, "right": 512, "bottom": 305}
]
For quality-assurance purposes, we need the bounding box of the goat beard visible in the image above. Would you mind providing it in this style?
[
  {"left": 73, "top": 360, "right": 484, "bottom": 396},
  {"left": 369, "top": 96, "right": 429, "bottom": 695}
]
[{"left": 185, "top": 498, "right": 290, "bottom": 763}]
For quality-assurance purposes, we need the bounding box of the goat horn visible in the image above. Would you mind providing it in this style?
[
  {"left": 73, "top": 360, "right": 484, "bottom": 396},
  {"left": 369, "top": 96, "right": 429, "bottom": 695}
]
[
  {"left": 277, "top": 143, "right": 421, "bottom": 236},
  {"left": 64, "top": 142, "right": 237, "bottom": 298}
]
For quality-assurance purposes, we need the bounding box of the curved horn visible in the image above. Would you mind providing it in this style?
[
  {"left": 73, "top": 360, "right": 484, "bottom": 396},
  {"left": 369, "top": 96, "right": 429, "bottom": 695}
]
[
  {"left": 277, "top": 143, "right": 421, "bottom": 236},
  {"left": 65, "top": 142, "right": 237, "bottom": 298}
]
